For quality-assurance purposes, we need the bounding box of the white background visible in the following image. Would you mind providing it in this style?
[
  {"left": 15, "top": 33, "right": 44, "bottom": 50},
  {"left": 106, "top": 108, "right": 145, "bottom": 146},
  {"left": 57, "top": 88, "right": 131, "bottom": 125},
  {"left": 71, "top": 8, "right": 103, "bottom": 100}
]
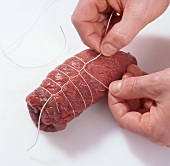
[{"left": 0, "top": 0, "right": 170, "bottom": 166}]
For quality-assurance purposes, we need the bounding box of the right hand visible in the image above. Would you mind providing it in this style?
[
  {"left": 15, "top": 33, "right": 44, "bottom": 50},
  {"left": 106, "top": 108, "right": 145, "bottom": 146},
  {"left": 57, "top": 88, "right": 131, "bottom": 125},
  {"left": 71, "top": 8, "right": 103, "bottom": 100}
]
[{"left": 72, "top": 0, "right": 169, "bottom": 56}]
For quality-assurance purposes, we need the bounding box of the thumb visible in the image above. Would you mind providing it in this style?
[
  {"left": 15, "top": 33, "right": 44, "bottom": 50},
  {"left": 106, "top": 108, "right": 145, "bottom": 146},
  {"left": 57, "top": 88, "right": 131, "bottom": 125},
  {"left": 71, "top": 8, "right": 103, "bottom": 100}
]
[
  {"left": 100, "top": 6, "right": 148, "bottom": 56},
  {"left": 109, "top": 73, "right": 162, "bottom": 101}
]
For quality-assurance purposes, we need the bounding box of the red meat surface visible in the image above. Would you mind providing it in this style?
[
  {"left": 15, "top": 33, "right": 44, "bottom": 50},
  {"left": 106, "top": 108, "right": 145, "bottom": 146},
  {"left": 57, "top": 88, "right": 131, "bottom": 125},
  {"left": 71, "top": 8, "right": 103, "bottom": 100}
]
[{"left": 26, "top": 49, "right": 137, "bottom": 132}]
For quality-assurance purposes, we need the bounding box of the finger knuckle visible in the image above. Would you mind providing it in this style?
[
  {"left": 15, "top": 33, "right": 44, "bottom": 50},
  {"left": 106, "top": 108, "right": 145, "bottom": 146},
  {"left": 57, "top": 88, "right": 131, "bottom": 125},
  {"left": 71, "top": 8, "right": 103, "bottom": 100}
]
[
  {"left": 81, "top": 38, "right": 90, "bottom": 47},
  {"left": 151, "top": 73, "right": 163, "bottom": 84},
  {"left": 125, "top": 77, "right": 138, "bottom": 94},
  {"left": 71, "top": 14, "right": 77, "bottom": 25},
  {"left": 150, "top": 73, "right": 165, "bottom": 95},
  {"left": 95, "top": 0, "right": 108, "bottom": 11},
  {"left": 160, "top": 68, "right": 170, "bottom": 84}
]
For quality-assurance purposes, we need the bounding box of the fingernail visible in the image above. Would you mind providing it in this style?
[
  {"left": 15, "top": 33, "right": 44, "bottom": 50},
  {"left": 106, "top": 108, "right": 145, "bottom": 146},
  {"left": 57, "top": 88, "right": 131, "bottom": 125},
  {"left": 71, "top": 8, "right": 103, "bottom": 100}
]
[
  {"left": 110, "top": 81, "right": 122, "bottom": 94},
  {"left": 102, "top": 43, "right": 117, "bottom": 56}
]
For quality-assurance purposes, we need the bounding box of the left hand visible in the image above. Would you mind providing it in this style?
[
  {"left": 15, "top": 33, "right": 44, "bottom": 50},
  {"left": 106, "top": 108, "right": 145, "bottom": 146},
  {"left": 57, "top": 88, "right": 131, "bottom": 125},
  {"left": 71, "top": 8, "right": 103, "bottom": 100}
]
[{"left": 108, "top": 64, "right": 170, "bottom": 146}]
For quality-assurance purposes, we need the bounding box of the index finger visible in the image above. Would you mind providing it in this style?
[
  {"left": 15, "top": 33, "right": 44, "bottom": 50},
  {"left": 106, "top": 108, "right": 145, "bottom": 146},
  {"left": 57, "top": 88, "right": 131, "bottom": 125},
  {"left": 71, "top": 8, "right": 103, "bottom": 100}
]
[{"left": 71, "top": 0, "right": 109, "bottom": 52}]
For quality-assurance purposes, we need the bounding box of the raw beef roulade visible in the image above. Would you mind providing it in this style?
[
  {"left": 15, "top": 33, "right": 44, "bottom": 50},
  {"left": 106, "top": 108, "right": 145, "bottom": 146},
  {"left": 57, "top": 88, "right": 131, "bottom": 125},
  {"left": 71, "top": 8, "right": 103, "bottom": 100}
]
[{"left": 26, "top": 49, "right": 137, "bottom": 132}]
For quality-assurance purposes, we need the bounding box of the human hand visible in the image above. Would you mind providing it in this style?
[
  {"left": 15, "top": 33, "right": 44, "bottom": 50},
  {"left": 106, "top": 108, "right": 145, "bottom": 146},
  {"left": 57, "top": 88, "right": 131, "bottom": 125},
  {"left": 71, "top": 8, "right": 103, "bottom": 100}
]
[
  {"left": 108, "top": 64, "right": 170, "bottom": 146},
  {"left": 72, "top": 0, "right": 169, "bottom": 56}
]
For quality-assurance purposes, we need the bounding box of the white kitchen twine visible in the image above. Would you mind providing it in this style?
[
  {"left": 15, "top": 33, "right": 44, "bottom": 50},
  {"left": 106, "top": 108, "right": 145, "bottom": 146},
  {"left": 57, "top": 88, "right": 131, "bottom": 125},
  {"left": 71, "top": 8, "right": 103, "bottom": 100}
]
[
  {"left": 0, "top": 0, "right": 65, "bottom": 68},
  {"left": 27, "top": 11, "right": 114, "bottom": 151},
  {"left": 0, "top": 26, "right": 66, "bottom": 68}
]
